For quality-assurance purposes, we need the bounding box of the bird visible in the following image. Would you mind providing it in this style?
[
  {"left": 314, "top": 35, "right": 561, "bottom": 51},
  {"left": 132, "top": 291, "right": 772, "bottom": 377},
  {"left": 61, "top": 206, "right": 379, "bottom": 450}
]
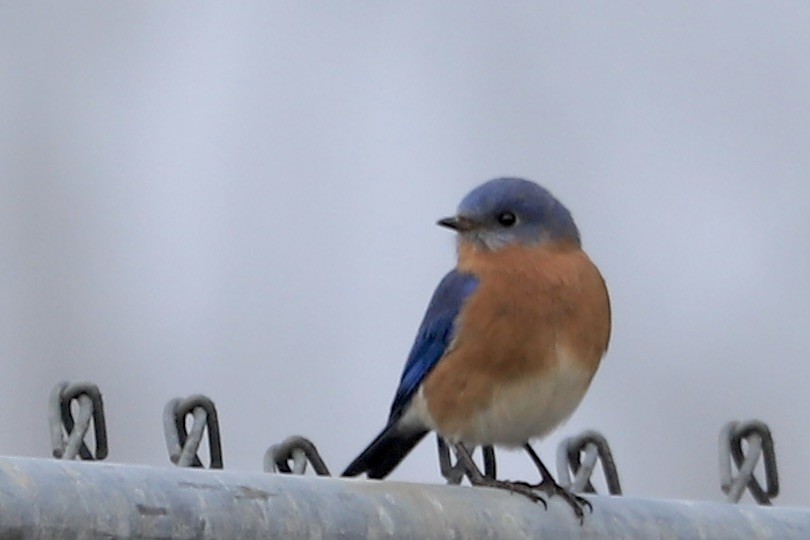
[{"left": 342, "top": 177, "right": 611, "bottom": 519}]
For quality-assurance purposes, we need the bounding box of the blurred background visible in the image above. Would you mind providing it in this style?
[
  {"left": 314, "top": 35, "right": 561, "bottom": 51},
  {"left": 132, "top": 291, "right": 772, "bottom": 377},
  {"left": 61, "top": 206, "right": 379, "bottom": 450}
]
[{"left": 2, "top": 3, "right": 809, "bottom": 505}]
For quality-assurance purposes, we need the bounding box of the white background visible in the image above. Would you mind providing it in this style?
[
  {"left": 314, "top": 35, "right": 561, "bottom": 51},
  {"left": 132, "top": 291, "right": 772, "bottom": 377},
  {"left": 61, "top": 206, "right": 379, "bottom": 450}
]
[{"left": 2, "top": 3, "right": 809, "bottom": 505}]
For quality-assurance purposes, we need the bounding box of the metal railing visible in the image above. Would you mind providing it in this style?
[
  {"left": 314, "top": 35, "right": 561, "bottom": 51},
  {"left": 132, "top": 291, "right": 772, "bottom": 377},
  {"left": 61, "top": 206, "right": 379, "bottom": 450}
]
[
  {"left": 36, "top": 380, "right": 801, "bottom": 539},
  {"left": 2, "top": 456, "right": 809, "bottom": 539}
]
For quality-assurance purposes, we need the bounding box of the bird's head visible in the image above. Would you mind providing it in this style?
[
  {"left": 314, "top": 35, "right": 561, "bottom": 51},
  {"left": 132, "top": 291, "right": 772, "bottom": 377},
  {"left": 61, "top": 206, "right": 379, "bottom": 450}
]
[{"left": 438, "top": 178, "right": 580, "bottom": 251}]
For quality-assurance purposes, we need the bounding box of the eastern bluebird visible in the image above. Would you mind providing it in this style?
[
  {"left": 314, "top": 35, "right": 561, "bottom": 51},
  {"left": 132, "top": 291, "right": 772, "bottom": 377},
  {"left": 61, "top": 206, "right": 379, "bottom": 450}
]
[{"left": 343, "top": 178, "right": 611, "bottom": 518}]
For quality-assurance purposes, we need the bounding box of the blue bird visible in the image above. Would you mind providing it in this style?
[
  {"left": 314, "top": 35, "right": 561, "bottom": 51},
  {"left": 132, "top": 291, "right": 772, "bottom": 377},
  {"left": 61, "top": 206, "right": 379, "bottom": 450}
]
[{"left": 343, "top": 178, "right": 611, "bottom": 518}]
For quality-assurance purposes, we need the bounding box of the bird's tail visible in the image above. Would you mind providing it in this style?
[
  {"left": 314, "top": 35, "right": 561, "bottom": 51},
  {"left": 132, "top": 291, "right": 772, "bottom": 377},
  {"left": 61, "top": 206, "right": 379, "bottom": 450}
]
[{"left": 342, "top": 423, "right": 429, "bottom": 479}]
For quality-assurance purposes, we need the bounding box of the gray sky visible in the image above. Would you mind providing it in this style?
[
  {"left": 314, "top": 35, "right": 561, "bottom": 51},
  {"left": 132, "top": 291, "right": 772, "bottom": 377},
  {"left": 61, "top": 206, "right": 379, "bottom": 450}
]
[{"left": 2, "top": 3, "right": 809, "bottom": 506}]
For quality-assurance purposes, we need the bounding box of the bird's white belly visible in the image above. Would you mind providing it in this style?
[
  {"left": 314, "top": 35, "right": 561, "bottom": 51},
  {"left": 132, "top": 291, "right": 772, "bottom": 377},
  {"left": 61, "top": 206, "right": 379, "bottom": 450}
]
[
  {"left": 403, "top": 348, "right": 595, "bottom": 447},
  {"left": 460, "top": 358, "right": 592, "bottom": 446}
]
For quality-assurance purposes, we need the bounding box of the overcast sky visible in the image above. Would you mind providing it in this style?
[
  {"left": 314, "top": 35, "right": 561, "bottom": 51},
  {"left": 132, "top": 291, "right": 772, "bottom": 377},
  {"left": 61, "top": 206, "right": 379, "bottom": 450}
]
[{"left": 2, "top": 3, "right": 810, "bottom": 507}]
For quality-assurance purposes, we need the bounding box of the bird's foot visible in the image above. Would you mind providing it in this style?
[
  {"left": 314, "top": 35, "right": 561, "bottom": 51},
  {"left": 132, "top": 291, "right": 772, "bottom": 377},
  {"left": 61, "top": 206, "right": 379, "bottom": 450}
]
[
  {"left": 468, "top": 476, "right": 548, "bottom": 509},
  {"left": 514, "top": 479, "right": 592, "bottom": 523},
  {"left": 452, "top": 441, "right": 589, "bottom": 523}
]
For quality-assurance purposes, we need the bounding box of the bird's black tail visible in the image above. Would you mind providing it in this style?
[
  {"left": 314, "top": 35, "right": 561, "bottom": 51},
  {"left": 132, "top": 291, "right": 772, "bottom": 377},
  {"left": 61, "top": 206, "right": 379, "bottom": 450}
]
[{"left": 342, "top": 423, "right": 429, "bottom": 479}]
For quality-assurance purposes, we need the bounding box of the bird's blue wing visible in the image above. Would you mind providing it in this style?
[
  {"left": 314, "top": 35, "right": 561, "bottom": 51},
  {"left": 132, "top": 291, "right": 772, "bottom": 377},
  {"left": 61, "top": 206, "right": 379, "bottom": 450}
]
[{"left": 389, "top": 269, "right": 479, "bottom": 420}]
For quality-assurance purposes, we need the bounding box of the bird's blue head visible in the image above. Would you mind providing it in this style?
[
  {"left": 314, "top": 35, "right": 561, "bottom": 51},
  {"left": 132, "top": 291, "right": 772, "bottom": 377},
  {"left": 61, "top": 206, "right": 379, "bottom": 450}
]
[{"left": 438, "top": 178, "right": 580, "bottom": 250}]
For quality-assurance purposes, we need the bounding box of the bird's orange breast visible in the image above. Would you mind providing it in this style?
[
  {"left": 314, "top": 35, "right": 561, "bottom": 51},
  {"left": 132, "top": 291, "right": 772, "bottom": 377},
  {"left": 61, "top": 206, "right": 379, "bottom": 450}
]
[{"left": 421, "top": 241, "right": 611, "bottom": 445}]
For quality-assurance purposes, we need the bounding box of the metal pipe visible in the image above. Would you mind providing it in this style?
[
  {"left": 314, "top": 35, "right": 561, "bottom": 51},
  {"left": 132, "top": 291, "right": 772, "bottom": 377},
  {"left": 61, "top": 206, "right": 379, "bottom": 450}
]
[{"left": 0, "top": 456, "right": 807, "bottom": 539}]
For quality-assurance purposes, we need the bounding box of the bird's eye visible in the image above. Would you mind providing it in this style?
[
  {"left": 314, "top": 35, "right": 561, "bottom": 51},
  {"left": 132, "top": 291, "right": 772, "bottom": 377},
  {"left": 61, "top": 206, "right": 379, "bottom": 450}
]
[{"left": 497, "top": 211, "right": 517, "bottom": 227}]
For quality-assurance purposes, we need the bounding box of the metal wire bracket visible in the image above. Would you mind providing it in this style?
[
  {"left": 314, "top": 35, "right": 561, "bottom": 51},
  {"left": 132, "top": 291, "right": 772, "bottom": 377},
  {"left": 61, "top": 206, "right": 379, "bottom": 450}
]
[
  {"left": 265, "top": 436, "right": 331, "bottom": 475},
  {"left": 437, "top": 436, "right": 497, "bottom": 485},
  {"left": 556, "top": 430, "right": 621, "bottom": 495},
  {"left": 48, "top": 381, "right": 108, "bottom": 460},
  {"left": 44, "top": 380, "right": 786, "bottom": 512},
  {"left": 163, "top": 395, "right": 223, "bottom": 469},
  {"left": 719, "top": 420, "right": 779, "bottom": 504}
]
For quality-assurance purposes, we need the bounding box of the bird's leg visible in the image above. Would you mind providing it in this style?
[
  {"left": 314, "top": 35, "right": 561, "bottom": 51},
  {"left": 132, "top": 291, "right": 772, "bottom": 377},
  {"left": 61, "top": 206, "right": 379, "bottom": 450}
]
[
  {"left": 452, "top": 442, "right": 547, "bottom": 509},
  {"left": 519, "top": 443, "right": 592, "bottom": 522}
]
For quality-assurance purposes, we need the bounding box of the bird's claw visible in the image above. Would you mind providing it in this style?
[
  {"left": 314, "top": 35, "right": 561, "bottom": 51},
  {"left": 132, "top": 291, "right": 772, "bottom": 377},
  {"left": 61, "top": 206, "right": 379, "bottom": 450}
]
[
  {"left": 453, "top": 444, "right": 591, "bottom": 523},
  {"left": 469, "top": 477, "right": 548, "bottom": 509},
  {"left": 514, "top": 479, "right": 592, "bottom": 523}
]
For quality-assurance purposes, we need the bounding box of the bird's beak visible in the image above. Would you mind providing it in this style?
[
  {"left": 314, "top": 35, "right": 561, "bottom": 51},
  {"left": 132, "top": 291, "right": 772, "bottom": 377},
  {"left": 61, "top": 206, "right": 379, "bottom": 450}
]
[{"left": 437, "top": 215, "right": 478, "bottom": 232}]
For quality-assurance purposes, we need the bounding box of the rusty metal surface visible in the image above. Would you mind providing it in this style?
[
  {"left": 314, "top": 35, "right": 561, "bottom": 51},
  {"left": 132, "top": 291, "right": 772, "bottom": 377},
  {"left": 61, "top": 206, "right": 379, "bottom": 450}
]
[{"left": 0, "top": 456, "right": 807, "bottom": 539}]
